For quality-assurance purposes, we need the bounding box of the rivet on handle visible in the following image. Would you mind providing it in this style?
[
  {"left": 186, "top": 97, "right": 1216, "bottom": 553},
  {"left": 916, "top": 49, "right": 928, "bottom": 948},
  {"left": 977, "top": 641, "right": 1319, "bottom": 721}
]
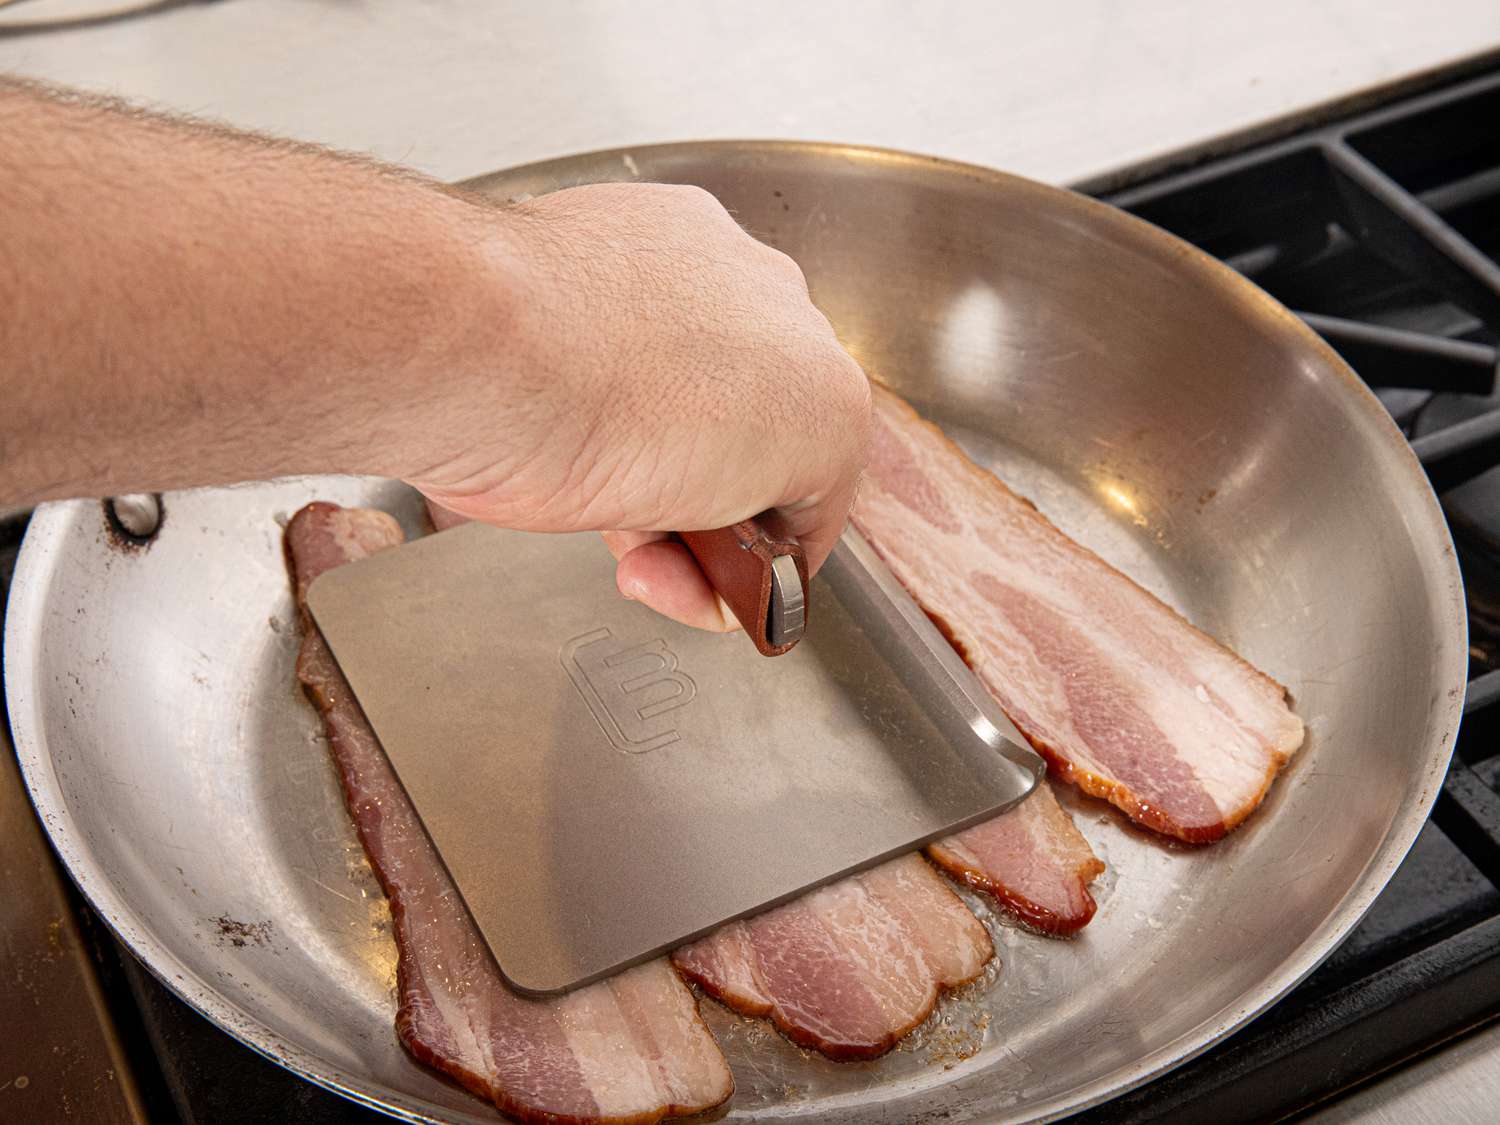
[
  {"left": 767, "top": 554, "right": 806, "bottom": 648},
  {"left": 106, "top": 494, "right": 162, "bottom": 540}
]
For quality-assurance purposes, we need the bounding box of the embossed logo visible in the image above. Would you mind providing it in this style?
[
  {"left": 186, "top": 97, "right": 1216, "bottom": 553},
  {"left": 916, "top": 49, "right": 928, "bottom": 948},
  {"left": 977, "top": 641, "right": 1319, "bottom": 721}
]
[{"left": 560, "top": 628, "right": 697, "bottom": 754}]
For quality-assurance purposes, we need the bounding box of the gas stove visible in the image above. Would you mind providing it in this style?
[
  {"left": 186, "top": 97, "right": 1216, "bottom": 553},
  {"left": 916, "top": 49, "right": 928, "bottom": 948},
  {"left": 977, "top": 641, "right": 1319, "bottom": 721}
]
[{"left": 5, "top": 64, "right": 1500, "bottom": 1125}]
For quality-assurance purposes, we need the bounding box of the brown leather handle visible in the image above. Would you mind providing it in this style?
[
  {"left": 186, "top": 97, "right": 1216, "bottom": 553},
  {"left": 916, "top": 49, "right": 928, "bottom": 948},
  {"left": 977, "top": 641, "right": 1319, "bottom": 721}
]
[{"left": 679, "top": 518, "right": 809, "bottom": 656}]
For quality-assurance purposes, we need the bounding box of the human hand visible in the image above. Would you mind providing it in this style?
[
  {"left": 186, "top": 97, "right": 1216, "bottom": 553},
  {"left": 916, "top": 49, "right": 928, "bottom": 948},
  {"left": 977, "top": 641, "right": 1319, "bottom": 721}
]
[
  {"left": 411, "top": 183, "right": 872, "bottom": 632},
  {"left": 0, "top": 82, "right": 867, "bottom": 634}
]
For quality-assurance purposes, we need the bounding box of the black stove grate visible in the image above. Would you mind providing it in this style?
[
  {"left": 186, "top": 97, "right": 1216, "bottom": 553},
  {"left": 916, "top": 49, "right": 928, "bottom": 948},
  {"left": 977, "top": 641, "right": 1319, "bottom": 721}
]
[
  {"left": 8, "top": 66, "right": 1500, "bottom": 1125},
  {"left": 1076, "top": 67, "right": 1500, "bottom": 1123}
]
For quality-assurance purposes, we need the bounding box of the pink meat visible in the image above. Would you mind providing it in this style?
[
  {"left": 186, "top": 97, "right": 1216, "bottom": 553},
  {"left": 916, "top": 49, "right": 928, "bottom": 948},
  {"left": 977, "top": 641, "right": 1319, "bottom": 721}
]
[
  {"left": 286, "top": 502, "right": 732, "bottom": 1125},
  {"left": 854, "top": 384, "right": 1306, "bottom": 843},
  {"left": 927, "top": 781, "right": 1104, "bottom": 934},
  {"left": 673, "top": 855, "right": 993, "bottom": 1059}
]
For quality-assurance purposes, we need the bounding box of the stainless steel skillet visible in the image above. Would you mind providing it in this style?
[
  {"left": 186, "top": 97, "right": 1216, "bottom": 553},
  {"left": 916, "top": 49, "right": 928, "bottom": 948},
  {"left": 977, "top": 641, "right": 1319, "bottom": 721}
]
[{"left": 3, "top": 142, "right": 1466, "bottom": 1122}]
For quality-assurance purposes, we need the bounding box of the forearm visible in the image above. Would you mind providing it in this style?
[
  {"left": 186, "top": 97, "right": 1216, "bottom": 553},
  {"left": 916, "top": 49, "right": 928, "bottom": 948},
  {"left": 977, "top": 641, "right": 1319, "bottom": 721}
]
[
  {"left": 0, "top": 79, "right": 869, "bottom": 632},
  {"left": 0, "top": 79, "right": 517, "bottom": 505}
]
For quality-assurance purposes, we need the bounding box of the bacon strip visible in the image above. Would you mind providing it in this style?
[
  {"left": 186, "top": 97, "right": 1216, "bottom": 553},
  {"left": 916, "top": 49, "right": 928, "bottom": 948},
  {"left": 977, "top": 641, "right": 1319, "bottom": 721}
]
[
  {"left": 854, "top": 385, "right": 1306, "bottom": 843},
  {"left": 287, "top": 503, "right": 732, "bottom": 1125},
  {"left": 928, "top": 781, "right": 1104, "bottom": 934},
  {"left": 672, "top": 854, "right": 993, "bottom": 1060}
]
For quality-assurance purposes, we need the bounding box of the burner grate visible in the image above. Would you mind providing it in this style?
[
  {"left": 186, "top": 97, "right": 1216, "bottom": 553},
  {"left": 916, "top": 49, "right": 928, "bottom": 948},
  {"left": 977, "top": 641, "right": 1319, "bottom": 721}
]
[{"left": 1076, "top": 67, "right": 1500, "bottom": 1124}]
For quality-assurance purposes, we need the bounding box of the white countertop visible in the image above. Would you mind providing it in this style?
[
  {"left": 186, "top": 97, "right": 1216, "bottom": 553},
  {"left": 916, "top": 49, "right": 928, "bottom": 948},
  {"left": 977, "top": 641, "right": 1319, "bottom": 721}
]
[
  {"left": 2, "top": 0, "right": 1498, "bottom": 188},
  {"left": 1309, "top": 1019, "right": 1500, "bottom": 1124}
]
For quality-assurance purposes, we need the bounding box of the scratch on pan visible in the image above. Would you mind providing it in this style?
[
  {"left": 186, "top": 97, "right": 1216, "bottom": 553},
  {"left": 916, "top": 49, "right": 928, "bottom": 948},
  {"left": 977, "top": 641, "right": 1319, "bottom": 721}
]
[
  {"left": 622, "top": 152, "right": 640, "bottom": 177},
  {"left": 299, "top": 870, "right": 360, "bottom": 906}
]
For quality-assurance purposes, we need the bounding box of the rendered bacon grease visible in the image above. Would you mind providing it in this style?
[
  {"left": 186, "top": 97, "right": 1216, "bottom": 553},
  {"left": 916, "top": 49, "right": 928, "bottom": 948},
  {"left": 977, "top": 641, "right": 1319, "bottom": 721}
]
[
  {"left": 854, "top": 384, "right": 1307, "bottom": 843},
  {"left": 287, "top": 503, "right": 733, "bottom": 1125}
]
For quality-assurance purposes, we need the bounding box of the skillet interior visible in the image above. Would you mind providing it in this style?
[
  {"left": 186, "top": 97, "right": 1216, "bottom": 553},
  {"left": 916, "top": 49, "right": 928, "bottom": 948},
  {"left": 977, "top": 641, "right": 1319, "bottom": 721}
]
[{"left": 4, "top": 142, "right": 1466, "bottom": 1122}]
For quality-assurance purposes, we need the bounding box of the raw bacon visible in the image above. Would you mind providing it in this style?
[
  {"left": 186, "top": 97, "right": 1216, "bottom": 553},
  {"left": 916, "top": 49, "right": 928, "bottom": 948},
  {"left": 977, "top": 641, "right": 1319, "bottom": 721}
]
[
  {"left": 672, "top": 854, "right": 993, "bottom": 1060},
  {"left": 287, "top": 503, "right": 733, "bottom": 1125},
  {"left": 854, "top": 385, "right": 1306, "bottom": 843},
  {"left": 928, "top": 781, "right": 1104, "bottom": 935}
]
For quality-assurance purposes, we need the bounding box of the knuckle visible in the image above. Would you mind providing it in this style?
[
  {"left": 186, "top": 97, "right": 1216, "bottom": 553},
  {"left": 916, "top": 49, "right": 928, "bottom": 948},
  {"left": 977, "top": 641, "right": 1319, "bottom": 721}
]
[
  {"left": 766, "top": 245, "right": 808, "bottom": 284},
  {"left": 843, "top": 362, "right": 873, "bottom": 410},
  {"left": 805, "top": 352, "right": 872, "bottom": 439},
  {"left": 669, "top": 183, "right": 722, "bottom": 211},
  {"left": 834, "top": 359, "right": 873, "bottom": 424}
]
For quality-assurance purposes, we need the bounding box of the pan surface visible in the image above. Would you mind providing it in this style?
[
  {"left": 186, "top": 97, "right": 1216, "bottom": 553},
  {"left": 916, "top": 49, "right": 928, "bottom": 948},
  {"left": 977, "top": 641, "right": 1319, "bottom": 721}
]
[{"left": 4, "top": 143, "right": 1466, "bottom": 1122}]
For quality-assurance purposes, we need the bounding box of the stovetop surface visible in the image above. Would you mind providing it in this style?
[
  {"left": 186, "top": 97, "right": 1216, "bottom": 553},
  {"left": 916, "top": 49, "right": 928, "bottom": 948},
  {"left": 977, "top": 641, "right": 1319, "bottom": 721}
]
[
  {"left": 1086, "top": 66, "right": 1500, "bottom": 1123},
  {"left": 6, "top": 65, "right": 1500, "bottom": 1125}
]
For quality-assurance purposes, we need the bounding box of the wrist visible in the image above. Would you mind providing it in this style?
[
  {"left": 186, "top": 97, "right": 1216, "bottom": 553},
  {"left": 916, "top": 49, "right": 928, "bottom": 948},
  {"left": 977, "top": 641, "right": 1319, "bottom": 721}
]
[
  {"left": 390, "top": 196, "right": 621, "bottom": 527},
  {"left": 347, "top": 194, "right": 533, "bottom": 485}
]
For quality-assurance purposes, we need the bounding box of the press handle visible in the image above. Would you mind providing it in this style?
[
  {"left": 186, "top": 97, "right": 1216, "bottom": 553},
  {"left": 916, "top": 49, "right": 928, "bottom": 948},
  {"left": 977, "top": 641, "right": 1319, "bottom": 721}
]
[{"left": 679, "top": 519, "right": 809, "bottom": 656}]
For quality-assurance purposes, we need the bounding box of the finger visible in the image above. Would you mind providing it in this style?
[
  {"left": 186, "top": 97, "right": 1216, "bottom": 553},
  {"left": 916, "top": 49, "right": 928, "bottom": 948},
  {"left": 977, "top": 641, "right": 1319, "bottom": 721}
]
[
  {"left": 776, "top": 470, "right": 862, "bottom": 579},
  {"left": 615, "top": 540, "right": 740, "bottom": 633},
  {"left": 600, "top": 529, "right": 671, "bottom": 562},
  {"left": 425, "top": 497, "right": 472, "bottom": 531}
]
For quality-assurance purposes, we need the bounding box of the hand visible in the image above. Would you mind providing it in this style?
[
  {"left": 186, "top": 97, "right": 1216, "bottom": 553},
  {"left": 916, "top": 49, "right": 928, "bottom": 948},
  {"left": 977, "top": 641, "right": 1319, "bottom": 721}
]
[
  {"left": 410, "top": 183, "right": 872, "bottom": 632},
  {"left": 0, "top": 82, "right": 870, "bottom": 636}
]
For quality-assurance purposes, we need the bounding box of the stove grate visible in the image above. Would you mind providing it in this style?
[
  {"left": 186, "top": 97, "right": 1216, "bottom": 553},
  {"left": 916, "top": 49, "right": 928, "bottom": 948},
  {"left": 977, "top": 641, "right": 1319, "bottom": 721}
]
[{"left": 1079, "top": 66, "right": 1500, "bottom": 1124}]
